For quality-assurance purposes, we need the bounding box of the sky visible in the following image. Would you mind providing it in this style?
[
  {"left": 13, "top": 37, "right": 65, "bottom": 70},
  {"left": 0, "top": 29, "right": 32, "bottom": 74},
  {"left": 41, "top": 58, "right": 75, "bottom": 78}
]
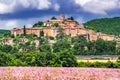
[{"left": 0, "top": 0, "right": 120, "bottom": 30}]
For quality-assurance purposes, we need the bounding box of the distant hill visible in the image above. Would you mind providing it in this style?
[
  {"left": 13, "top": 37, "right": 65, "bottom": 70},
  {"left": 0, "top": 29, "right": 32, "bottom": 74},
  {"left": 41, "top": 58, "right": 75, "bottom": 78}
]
[
  {"left": 0, "top": 29, "right": 10, "bottom": 34},
  {"left": 0, "top": 29, "right": 10, "bottom": 39},
  {"left": 84, "top": 17, "right": 120, "bottom": 35}
]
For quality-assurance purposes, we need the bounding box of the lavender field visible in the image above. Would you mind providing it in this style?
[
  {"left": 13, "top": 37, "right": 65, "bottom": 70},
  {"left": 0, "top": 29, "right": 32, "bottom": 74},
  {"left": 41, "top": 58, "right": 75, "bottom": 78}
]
[{"left": 0, "top": 67, "right": 120, "bottom": 80}]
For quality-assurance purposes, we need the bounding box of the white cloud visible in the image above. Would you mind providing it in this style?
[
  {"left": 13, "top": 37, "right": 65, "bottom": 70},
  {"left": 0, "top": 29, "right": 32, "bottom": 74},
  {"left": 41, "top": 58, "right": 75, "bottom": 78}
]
[
  {"left": 53, "top": 3, "right": 60, "bottom": 11},
  {"left": 74, "top": 0, "right": 91, "bottom": 6},
  {"left": 37, "top": 0, "right": 51, "bottom": 9},
  {"left": 76, "top": 17, "right": 84, "bottom": 23},
  {"left": 26, "top": 24, "right": 32, "bottom": 28},
  {"left": 0, "top": 19, "right": 35, "bottom": 30},
  {"left": 0, "top": 0, "right": 16, "bottom": 14},
  {"left": 18, "top": 0, "right": 31, "bottom": 8},
  {"left": 17, "top": 0, "right": 52, "bottom": 9},
  {"left": 0, "top": 20, "right": 18, "bottom": 30},
  {"left": 5, "top": 20, "right": 18, "bottom": 29},
  {"left": 74, "top": 0, "right": 120, "bottom": 14},
  {"left": 0, "top": 0, "right": 60, "bottom": 14},
  {"left": 0, "top": 15, "right": 57, "bottom": 30}
]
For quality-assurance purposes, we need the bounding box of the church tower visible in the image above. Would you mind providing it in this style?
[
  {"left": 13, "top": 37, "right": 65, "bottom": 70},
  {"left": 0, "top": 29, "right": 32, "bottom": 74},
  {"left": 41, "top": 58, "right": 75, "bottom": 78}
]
[{"left": 60, "top": 14, "right": 65, "bottom": 21}]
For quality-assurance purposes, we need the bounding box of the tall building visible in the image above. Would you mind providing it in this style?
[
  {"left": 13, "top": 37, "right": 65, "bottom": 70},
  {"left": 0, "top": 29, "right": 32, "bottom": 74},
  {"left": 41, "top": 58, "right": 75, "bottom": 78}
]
[{"left": 60, "top": 14, "right": 65, "bottom": 21}]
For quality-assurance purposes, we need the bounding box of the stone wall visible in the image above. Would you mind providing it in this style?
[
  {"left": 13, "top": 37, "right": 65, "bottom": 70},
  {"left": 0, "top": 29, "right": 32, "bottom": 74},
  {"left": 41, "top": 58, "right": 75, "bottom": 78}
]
[{"left": 11, "top": 27, "right": 116, "bottom": 41}]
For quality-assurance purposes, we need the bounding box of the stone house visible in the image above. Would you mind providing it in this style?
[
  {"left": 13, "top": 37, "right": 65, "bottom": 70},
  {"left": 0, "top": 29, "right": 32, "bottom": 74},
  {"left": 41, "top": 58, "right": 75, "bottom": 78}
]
[
  {"left": 19, "top": 38, "right": 28, "bottom": 44},
  {"left": 2, "top": 38, "right": 13, "bottom": 45}
]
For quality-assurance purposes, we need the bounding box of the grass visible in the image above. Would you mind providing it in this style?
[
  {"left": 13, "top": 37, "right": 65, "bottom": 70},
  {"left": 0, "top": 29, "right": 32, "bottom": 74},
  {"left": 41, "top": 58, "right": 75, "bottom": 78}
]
[
  {"left": 0, "top": 34, "right": 3, "bottom": 38},
  {"left": 77, "top": 58, "right": 118, "bottom": 63}
]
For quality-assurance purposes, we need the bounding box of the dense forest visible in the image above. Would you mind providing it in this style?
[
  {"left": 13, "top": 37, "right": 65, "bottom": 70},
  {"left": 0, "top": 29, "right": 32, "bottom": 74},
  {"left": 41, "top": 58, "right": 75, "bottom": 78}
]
[{"left": 84, "top": 17, "right": 120, "bottom": 35}]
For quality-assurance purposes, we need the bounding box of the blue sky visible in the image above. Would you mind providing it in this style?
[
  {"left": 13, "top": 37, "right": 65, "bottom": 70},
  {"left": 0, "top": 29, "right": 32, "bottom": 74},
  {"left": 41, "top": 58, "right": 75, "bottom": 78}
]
[{"left": 0, "top": 0, "right": 120, "bottom": 30}]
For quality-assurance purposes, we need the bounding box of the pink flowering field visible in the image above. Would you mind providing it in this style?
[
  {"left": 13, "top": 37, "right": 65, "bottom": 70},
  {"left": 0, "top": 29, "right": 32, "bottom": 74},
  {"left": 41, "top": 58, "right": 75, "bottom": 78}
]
[{"left": 0, "top": 67, "right": 120, "bottom": 80}]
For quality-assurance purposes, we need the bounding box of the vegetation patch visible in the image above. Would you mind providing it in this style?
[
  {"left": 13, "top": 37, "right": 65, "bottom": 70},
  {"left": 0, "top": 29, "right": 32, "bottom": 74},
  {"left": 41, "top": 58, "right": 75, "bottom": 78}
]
[{"left": 84, "top": 17, "right": 120, "bottom": 35}]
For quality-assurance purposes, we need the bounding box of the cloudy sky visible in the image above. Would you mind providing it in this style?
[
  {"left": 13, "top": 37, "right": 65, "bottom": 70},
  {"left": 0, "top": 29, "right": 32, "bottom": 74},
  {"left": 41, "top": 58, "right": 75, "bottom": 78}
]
[{"left": 0, "top": 0, "right": 120, "bottom": 30}]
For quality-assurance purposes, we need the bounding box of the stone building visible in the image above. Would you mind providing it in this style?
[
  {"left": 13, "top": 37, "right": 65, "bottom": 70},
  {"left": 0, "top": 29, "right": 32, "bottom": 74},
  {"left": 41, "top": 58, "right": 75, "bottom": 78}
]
[
  {"left": 2, "top": 38, "right": 13, "bottom": 45},
  {"left": 19, "top": 38, "right": 28, "bottom": 44},
  {"left": 11, "top": 14, "right": 116, "bottom": 41},
  {"left": 43, "top": 14, "right": 65, "bottom": 27}
]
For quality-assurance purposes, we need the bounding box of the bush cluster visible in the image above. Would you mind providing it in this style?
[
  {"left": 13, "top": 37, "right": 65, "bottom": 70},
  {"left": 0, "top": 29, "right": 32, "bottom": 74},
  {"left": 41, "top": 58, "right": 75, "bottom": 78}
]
[{"left": 78, "top": 61, "right": 120, "bottom": 68}]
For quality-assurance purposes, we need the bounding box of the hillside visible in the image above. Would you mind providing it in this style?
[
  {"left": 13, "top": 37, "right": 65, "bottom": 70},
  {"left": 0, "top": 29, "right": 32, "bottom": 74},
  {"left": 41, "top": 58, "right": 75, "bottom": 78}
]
[
  {"left": 0, "top": 29, "right": 10, "bottom": 34},
  {"left": 0, "top": 29, "right": 10, "bottom": 38},
  {"left": 84, "top": 17, "right": 120, "bottom": 35}
]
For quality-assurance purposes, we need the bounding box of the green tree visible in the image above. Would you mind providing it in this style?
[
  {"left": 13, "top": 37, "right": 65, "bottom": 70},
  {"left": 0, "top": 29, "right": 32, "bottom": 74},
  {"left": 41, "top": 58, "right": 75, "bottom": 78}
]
[
  {"left": 53, "top": 23, "right": 59, "bottom": 27},
  {"left": 53, "top": 40, "right": 71, "bottom": 53},
  {"left": 3, "top": 32, "right": 11, "bottom": 37},
  {"left": 10, "top": 47, "right": 19, "bottom": 54},
  {"left": 1, "top": 45, "right": 13, "bottom": 53},
  {"left": 67, "top": 16, "right": 74, "bottom": 20},
  {"left": 59, "top": 50, "right": 78, "bottom": 67},
  {"left": 26, "top": 34, "right": 37, "bottom": 41},
  {"left": 25, "top": 41, "right": 31, "bottom": 46},
  {"left": 35, "top": 52, "right": 47, "bottom": 66},
  {"left": 40, "top": 30, "right": 44, "bottom": 37},
  {"left": 14, "top": 52, "right": 26, "bottom": 62},
  {"left": 51, "top": 16, "right": 57, "bottom": 20},
  {"left": 23, "top": 25, "right": 26, "bottom": 36},
  {"left": 72, "top": 35, "right": 88, "bottom": 55},
  {"left": 0, "top": 52, "right": 14, "bottom": 66},
  {"left": 39, "top": 44, "right": 52, "bottom": 53},
  {"left": 73, "top": 42, "right": 87, "bottom": 55},
  {"left": 11, "top": 59, "right": 26, "bottom": 66},
  {"left": 22, "top": 41, "right": 36, "bottom": 52},
  {"left": 24, "top": 53, "right": 36, "bottom": 66},
  {"left": 33, "top": 21, "right": 43, "bottom": 27},
  {"left": 37, "top": 30, "right": 44, "bottom": 45},
  {"left": 71, "top": 35, "right": 87, "bottom": 44},
  {"left": 49, "top": 53, "right": 62, "bottom": 67},
  {"left": 56, "top": 27, "right": 66, "bottom": 41},
  {"left": 86, "top": 39, "right": 116, "bottom": 55}
]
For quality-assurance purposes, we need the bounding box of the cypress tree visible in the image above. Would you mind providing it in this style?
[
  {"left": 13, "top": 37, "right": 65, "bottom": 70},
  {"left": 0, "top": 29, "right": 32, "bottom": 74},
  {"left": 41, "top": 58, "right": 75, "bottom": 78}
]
[
  {"left": 23, "top": 25, "right": 26, "bottom": 36},
  {"left": 40, "top": 30, "right": 44, "bottom": 37}
]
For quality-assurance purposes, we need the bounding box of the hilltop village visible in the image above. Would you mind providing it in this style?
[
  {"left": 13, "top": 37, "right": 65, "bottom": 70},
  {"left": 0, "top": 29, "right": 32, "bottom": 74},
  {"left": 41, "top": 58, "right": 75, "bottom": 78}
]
[
  {"left": 12, "top": 14, "right": 116, "bottom": 39},
  {"left": 2, "top": 14, "right": 119, "bottom": 46}
]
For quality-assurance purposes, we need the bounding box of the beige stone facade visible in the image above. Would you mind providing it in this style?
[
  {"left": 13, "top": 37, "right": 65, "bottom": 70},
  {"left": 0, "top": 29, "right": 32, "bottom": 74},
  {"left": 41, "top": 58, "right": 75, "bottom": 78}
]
[
  {"left": 34, "top": 39, "right": 39, "bottom": 47},
  {"left": 2, "top": 38, "right": 13, "bottom": 45},
  {"left": 43, "top": 14, "right": 65, "bottom": 27},
  {"left": 11, "top": 14, "right": 116, "bottom": 41}
]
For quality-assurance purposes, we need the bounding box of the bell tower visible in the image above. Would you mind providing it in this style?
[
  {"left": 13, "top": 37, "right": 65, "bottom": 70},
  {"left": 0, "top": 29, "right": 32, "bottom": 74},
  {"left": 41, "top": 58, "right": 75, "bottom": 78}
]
[{"left": 60, "top": 14, "right": 65, "bottom": 21}]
